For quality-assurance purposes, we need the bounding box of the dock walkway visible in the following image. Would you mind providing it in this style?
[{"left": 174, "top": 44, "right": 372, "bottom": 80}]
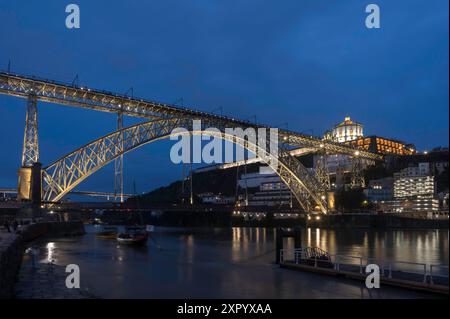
[{"left": 280, "top": 248, "right": 449, "bottom": 295}]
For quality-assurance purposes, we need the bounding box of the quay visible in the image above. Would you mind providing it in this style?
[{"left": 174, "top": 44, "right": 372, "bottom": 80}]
[
  {"left": 0, "top": 221, "right": 85, "bottom": 298},
  {"left": 14, "top": 261, "right": 96, "bottom": 299},
  {"left": 279, "top": 247, "right": 449, "bottom": 296}
]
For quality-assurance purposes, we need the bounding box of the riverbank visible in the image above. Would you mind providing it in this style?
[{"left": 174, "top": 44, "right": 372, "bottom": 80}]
[
  {"left": 15, "top": 261, "right": 96, "bottom": 299},
  {"left": 0, "top": 221, "right": 85, "bottom": 299},
  {"left": 233, "top": 213, "right": 449, "bottom": 229},
  {"left": 306, "top": 214, "right": 448, "bottom": 229},
  {"left": 82, "top": 209, "right": 449, "bottom": 229}
]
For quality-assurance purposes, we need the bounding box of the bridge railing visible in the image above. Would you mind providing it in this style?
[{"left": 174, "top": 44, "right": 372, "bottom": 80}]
[
  {"left": 430, "top": 265, "right": 449, "bottom": 285},
  {"left": 280, "top": 248, "right": 449, "bottom": 287}
]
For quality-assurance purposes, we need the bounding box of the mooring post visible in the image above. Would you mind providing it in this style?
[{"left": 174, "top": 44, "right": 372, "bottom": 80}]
[
  {"left": 275, "top": 228, "right": 283, "bottom": 264},
  {"left": 294, "top": 226, "right": 302, "bottom": 250},
  {"left": 31, "top": 162, "right": 42, "bottom": 207}
]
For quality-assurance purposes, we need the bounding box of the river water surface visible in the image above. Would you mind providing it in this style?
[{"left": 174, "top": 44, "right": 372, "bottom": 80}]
[{"left": 19, "top": 226, "right": 448, "bottom": 298}]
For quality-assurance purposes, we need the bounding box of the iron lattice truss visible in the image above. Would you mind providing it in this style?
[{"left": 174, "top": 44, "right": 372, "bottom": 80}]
[
  {"left": 42, "top": 118, "right": 184, "bottom": 202},
  {"left": 114, "top": 112, "right": 124, "bottom": 202},
  {"left": 42, "top": 117, "right": 327, "bottom": 212},
  {"left": 351, "top": 156, "right": 366, "bottom": 188},
  {"left": 315, "top": 152, "right": 331, "bottom": 190},
  {"left": 0, "top": 72, "right": 383, "bottom": 161}
]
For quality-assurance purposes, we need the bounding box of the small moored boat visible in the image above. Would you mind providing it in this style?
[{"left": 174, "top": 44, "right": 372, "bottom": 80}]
[
  {"left": 116, "top": 227, "right": 149, "bottom": 245},
  {"left": 95, "top": 226, "right": 118, "bottom": 239}
]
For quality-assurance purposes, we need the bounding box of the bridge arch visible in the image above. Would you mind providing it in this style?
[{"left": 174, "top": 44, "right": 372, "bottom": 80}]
[{"left": 42, "top": 118, "right": 328, "bottom": 213}]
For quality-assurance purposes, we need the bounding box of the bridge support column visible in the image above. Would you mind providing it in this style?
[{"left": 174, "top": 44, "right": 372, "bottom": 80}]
[
  {"left": 114, "top": 112, "right": 124, "bottom": 202},
  {"left": 276, "top": 229, "right": 283, "bottom": 264},
  {"left": 276, "top": 227, "right": 302, "bottom": 264},
  {"left": 17, "top": 162, "right": 42, "bottom": 206},
  {"left": 326, "top": 191, "right": 336, "bottom": 212},
  {"left": 21, "top": 94, "right": 39, "bottom": 167},
  {"left": 293, "top": 227, "right": 302, "bottom": 250},
  {"left": 18, "top": 94, "right": 41, "bottom": 205}
]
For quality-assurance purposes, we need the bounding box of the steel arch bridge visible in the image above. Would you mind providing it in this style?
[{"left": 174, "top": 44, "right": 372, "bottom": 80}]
[
  {"left": 0, "top": 71, "right": 383, "bottom": 213},
  {"left": 42, "top": 117, "right": 328, "bottom": 213}
]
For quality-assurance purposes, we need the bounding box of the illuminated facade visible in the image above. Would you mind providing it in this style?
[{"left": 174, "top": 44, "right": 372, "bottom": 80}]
[
  {"left": 390, "top": 164, "right": 438, "bottom": 213},
  {"left": 390, "top": 196, "right": 439, "bottom": 213},
  {"left": 323, "top": 116, "right": 415, "bottom": 155},
  {"left": 393, "top": 175, "right": 435, "bottom": 198},
  {"left": 324, "top": 116, "right": 363, "bottom": 143},
  {"left": 239, "top": 173, "right": 294, "bottom": 207},
  {"left": 344, "top": 136, "right": 416, "bottom": 155}
]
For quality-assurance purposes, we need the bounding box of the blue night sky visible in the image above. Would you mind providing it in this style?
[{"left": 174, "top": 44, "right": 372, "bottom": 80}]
[{"left": 0, "top": 0, "right": 448, "bottom": 195}]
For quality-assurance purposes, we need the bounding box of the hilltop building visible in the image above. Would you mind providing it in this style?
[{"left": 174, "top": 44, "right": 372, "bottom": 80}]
[
  {"left": 323, "top": 116, "right": 363, "bottom": 143},
  {"left": 323, "top": 116, "right": 416, "bottom": 155}
]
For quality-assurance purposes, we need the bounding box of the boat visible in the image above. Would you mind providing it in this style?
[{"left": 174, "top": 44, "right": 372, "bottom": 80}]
[
  {"left": 95, "top": 226, "right": 118, "bottom": 239},
  {"left": 116, "top": 226, "right": 149, "bottom": 245}
]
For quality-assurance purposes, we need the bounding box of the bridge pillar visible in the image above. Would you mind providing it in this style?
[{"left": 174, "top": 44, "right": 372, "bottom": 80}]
[
  {"left": 293, "top": 227, "right": 302, "bottom": 249},
  {"left": 275, "top": 229, "right": 283, "bottom": 264},
  {"left": 17, "top": 162, "right": 42, "bottom": 205},
  {"left": 275, "top": 227, "right": 302, "bottom": 264},
  {"left": 21, "top": 94, "right": 39, "bottom": 167},
  {"left": 114, "top": 112, "right": 124, "bottom": 202},
  {"left": 326, "top": 191, "right": 336, "bottom": 211},
  {"left": 18, "top": 94, "right": 41, "bottom": 205}
]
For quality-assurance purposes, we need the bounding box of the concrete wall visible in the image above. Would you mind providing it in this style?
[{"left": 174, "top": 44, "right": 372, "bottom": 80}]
[{"left": 0, "top": 221, "right": 85, "bottom": 299}]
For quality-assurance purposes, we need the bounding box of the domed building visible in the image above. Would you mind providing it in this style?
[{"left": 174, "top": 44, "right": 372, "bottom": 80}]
[
  {"left": 323, "top": 116, "right": 416, "bottom": 155},
  {"left": 324, "top": 116, "right": 364, "bottom": 143}
]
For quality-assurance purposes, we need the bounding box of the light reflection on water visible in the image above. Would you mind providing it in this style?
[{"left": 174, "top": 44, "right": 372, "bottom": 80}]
[
  {"left": 24, "top": 226, "right": 448, "bottom": 299},
  {"left": 45, "top": 242, "right": 55, "bottom": 264}
]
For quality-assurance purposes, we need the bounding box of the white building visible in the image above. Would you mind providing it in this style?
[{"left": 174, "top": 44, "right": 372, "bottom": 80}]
[
  {"left": 238, "top": 172, "right": 294, "bottom": 207},
  {"left": 390, "top": 196, "right": 439, "bottom": 214},
  {"left": 390, "top": 163, "right": 438, "bottom": 213},
  {"left": 323, "top": 116, "right": 364, "bottom": 143},
  {"left": 393, "top": 175, "right": 435, "bottom": 198},
  {"left": 198, "top": 193, "right": 234, "bottom": 205},
  {"left": 394, "top": 163, "right": 430, "bottom": 178},
  {"left": 238, "top": 172, "right": 281, "bottom": 189}
]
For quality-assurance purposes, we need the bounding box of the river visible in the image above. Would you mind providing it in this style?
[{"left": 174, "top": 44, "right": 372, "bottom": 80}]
[{"left": 17, "top": 226, "right": 449, "bottom": 298}]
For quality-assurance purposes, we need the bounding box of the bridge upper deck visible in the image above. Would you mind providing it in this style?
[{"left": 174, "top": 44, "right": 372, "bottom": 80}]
[{"left": 0, "top": 71, "right": 382, "bottom": 161}]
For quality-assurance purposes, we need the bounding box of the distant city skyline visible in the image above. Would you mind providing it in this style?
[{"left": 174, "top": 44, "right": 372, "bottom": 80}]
[{"left": 0, "top": 0, "right": 448, "bottom": 195}]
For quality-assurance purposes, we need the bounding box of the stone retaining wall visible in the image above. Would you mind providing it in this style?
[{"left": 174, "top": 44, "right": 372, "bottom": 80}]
[{"left": 0, "top": 221, "right": 85, "bottom": 299}]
